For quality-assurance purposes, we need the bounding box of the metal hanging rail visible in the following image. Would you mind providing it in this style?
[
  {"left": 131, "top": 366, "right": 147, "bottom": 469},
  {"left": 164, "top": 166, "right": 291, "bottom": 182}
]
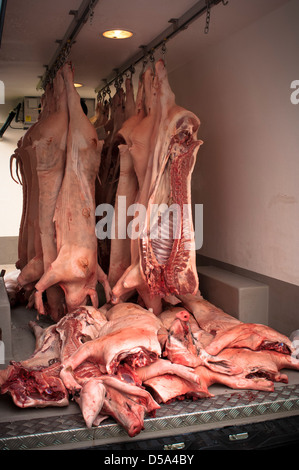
[
  {"left": 37, "top": 0, "right": 99, "bottom": 90},
  {"left": 95, "top": 0, "right": 228, "bottom": 96},
  {"left": 36, "top": 0, "right": 228, "bottom": 94}
]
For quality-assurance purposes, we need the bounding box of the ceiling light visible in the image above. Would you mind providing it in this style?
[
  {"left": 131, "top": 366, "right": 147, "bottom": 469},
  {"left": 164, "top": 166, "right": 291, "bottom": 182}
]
[
  {"left": 102, "top": 29, "right": 133, "bottom": 39},
  {"left": 74, "top": 82, "right": 83, "bottom": 88}
]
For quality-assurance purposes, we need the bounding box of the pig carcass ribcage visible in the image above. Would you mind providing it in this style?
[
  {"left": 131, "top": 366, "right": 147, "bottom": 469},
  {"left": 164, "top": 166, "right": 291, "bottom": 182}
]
[{"left": 140, "top": 111, "right": 202, "bottom": 298}]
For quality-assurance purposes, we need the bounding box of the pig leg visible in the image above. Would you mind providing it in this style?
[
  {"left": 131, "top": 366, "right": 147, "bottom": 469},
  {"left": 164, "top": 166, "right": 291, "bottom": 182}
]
[
  {"left": 108, "top": 144, "right": 138, "bottom": 288},
  {"left": 111, "top": 256, "right": 163, "bottom": 314},
  {"left": 34, "top": 263, "right": 62, "bottom": 316},
  {"left": 35, "top": 247, "right": 108, "bottom": 315},
  {"left": 35, "top": 137, "right": 66, "bottom": 319},
  {"left": 124, "top": 76, "right": 135, "bottom": 120},
  {"left": 136, "top": 358, "right": 201, "bottom": 385},
  {"left": 17, "top": 255, "right": 44, "bottom": 288},
  {"left": 97, "top": 264, "right": 112, "bottom": 303},
  {"left": 11, "top": 145, "right": 29, "bottom": 270},
  {"left": 60, "top": 339, "right": 99, "bottom": 391},
  {"left": 129, "top": 67, "right": 159, "bottom": 188},
  {"left": 194, "top": 366, "right": 274, "bottom": 392},
  {"left": 17, "top": 147, "right": 43, "bottom": 288},
  {"left": 137, "top": 285, "right": 163, "bottom": 315},
  {"left": 111, "top": 263, "right": 142, "bottom": 303}
]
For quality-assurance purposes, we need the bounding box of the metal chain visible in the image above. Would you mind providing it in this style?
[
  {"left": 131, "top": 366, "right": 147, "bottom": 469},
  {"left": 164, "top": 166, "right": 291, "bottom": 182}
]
[
  {"left": 204, "top": 0, "right": 228, "bottom": 35},
  {"left": 149, "top": 48, "right": 155, "bottom": 72},
  {"left": 161, "top": 39, "right": 167, "bottom": 56},
  {"left": 161, "top": 39, "right": 167, "bottom": 66},
  {"left": 149, "top": 49, "right": 155, "bottom": 63},
  {"left": 106, "top": 84, "right": 112, "bottom": 102},
  {"left": 42, "top": 39, "right": 72, "bottom": 89},
  {"left": 139, "top": 49, "right": 149, "bottom": 78},
  {"left": 204, "top": 1, "right": 211, "bottom": 34},
  {"left": 142, "top": 55, "right": 148, "bottom": 69},
  {"left": 125, "top": 65, "right": 135, "bottom": 78},
  {"left": 41, "top": 0, "right": 99, "bottom": 90},
  {"left": 89, "top": 0, "right": 96, "bottom": 25},
  {"left": 97, "top": 83, "right": 112, "bottom": 104},
  {"left": 129, "top": 64, "right": 135, "bottom": 77},
  {"left": 114, "top": 74, "right": 123, "bottom": 90}
]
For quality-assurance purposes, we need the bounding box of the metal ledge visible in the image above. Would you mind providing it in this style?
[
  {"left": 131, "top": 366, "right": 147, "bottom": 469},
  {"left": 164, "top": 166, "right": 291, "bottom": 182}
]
[{"left": 1, "top": 383, "right": 299, "bottom": 450}]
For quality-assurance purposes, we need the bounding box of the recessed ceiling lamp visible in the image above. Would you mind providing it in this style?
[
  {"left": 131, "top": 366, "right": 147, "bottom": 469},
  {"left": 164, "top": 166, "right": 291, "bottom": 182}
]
[{"left": 102, "top": 29, "right": 133, "bottom": 39}]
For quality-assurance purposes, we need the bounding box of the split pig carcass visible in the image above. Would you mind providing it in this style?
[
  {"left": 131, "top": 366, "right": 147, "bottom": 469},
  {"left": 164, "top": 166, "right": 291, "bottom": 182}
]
[
  {"left": 9, "top": 62, "right": 111, "bottom": 320},
  {"left": 10, "top": 72, "right": 70, "bottom": 319},
  {"left": 110, "top": 60, "right": 203, "bottom": 314},
  {"left": 34, "top": 63, "right": 111, "bottom": 315}
]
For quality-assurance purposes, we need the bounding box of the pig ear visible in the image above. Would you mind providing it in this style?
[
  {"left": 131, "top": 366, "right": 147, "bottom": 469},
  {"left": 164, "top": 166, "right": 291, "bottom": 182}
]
[{"left": 79, "top": 379, "right": 106, "bottom": 428}]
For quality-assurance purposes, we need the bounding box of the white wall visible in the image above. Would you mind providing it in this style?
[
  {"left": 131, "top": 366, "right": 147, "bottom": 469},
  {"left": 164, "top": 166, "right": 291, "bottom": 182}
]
[
  {"left": 169, "top": 0, "right": 299, "bottom": 287},
  {"left": 0, "top": 127, "right": 24, "bottom": 237}
]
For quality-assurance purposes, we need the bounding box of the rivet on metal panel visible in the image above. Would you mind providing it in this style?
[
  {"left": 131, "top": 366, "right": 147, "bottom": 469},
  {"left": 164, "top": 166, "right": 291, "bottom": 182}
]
[
  {"left": 228, "top": 432, "right": 249, "bottom": 441},
  {"left": 163, "top": 442, "right": 185, "bottom": 450}
]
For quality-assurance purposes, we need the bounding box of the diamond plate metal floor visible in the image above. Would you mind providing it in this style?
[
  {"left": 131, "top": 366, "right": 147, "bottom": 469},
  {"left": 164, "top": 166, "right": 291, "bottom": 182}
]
[{"left": 1, "top": 383, "right": 299, "bottom": 450}]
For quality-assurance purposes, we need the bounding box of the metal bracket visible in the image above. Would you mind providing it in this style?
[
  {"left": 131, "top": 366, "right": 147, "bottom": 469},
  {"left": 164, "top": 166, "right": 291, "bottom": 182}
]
[{"left": 69, "top": 9, "right": 78, "bottom": 18}]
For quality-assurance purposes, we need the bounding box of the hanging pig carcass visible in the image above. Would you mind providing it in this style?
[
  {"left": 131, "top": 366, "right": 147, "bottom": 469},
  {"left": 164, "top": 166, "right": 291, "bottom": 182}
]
[
  {"left": 111, "top": 60, "right": 203, "bottom": 314},
  {"left": 34, "top": 63, "right": 111, "bottom": 315}
]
